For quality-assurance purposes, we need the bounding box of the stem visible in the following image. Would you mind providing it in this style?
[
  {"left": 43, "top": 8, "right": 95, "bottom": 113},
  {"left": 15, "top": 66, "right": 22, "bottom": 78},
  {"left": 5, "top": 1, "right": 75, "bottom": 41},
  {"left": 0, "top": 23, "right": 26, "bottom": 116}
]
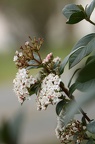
[
  {"left": 60, "top": 82, "right": 91, "bottom": 122},
  {"left": 85, "top": 18, "right": 95, "bottom": 26}
]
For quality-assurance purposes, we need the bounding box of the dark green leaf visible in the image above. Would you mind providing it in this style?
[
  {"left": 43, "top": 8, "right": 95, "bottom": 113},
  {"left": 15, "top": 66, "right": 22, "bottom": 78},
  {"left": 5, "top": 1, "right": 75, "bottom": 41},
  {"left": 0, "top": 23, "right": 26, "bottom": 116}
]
[
  {"left": 85, "top": 0, "right": 95, "bottom": 18},
  {"left": 62, "top": 4, "right": 83, "bottom": 19},
  {"left": 87, "top": 120, "right": 95, "bottom": 134},
  {"left": 62, "top": 4, "right": 85, "bottom": 24},
  {"left": 69, "top": 59, "right": 95, "bottom": 93},
  {"left": 66, "top": 11, "right": 85, "bottom": 24},
  {"left": 64, "top": 88, "right": 95, "bottom": 126},
  {"left": 60, "top": 46, "right": 83, "bottom": 74},
  {"left": 68, "top": 68, "right": 81, "bottom": 88},
  {"left": 69, "top": 82, "right": 78, "bottom": 95},
  {"left": 86, "top": 55, "right": 95, "bottom": 65},
  {"left": 59, "top": 55, "right": 69, "bottom": 74},
  {"left": 69, "top": 33, "right": 95, "bottom": 68},
  {"left": 29, "top": 82, "right": 41, "bottom": 95},
  {"left": 86, "top": 137, "right": 94, "bottom": 144},
  {"left": 77, "top": 59, "right": 95, "bottom": 82},
  {"left": 56, "top": 100, "right": 65, "bottom": 116}
]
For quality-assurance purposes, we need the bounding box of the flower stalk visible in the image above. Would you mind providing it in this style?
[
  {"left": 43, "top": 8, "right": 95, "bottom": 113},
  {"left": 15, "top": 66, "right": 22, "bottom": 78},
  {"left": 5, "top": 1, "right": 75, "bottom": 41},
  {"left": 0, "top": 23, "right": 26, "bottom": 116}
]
[{"left": 60, "top": 82, "right": 91, "bottom": 122}]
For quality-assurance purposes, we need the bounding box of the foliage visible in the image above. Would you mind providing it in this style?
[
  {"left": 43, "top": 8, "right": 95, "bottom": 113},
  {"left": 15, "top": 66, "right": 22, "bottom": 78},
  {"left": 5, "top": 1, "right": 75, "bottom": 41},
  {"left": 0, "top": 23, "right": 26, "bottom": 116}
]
[
  {"left": 13, "top": 0, "right": 95, "bottom": 144},
  {"left": 0, "top": 112, "right": 23, "bottom": 144}
]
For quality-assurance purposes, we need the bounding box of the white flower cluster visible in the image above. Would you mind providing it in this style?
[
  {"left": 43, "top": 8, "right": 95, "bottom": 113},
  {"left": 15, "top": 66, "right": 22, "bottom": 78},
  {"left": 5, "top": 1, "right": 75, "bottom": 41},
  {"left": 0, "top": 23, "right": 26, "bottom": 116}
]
[
  {"left": 13, "top": 68, "right": 37, "bottom": 104},
  {"left": 13, "top": 50, "right": 24, "bottom": 68},
  {"left": 13, "top": 50, "right": 23, "bottom": 62},
  {"left": 36, "top": 73, "right": 62, "bottom": 110},
  {"left": 55, "top": 118, "right": 84, "bottom": 144}
]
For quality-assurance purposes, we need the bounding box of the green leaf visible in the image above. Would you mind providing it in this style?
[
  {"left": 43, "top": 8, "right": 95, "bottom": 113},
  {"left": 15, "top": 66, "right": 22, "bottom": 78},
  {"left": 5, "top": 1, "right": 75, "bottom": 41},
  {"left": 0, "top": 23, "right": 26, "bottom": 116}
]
[
  {"left": 27, "top": 59, "right": 38, "bottom": 65},
  {"left": 26, "top": 65, "right": 40, "bottom": 70},
  {"left": 86, "top": 55, "right": 95, "bottom": 65},
  {"left": 59, "top": 55, "right": 69, "bottom": 74},
  {"left": 69, "top": 58, "right": 95, "bottom": 93},
  {"left": 33, "top": 52, "right": 41, "bottom": 62},
  {"left": 68, "top": 68, "right": 81, "bottom": 88},
  {"left": 87, "top": 120, "right": 95, "bottom": 134},
  {"left": 77, "top": 59, "right": 95, "bottom": 82},
  {"left": 85, "top": 0, "right": 95, "bottom": 18},
  {"left": 69, "top": 33, "right": 95, "bottom": 68},
  {"left": 56, "top": 100, "right": 65, "bottom": 116},
  {"left": 62, "top": 4, "right": 81, "bottom": 19},
  {"left": 66, "top": 11, "right": 85, "bottom": 24},
  {"left": 60, "top": 46, "right": 84, "bottom": 74},
  {"left": 69, "top": 82, "right": 80, "bottom": 95},
  {"left": 62, "top": 4, "right": 85, "bottom": 24},
  {"left": 86, "top": 137, "right": 94, "bottom": 144},
  {"left": 64, "top": 88, "right": 95, "bottom": 126}
]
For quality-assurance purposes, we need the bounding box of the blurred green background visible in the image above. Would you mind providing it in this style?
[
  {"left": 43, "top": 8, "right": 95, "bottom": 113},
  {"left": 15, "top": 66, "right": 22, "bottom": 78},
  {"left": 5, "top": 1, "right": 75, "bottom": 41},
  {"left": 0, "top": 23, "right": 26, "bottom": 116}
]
[{"left": 0, "top": 0, "right": 94, "bottom": 144}]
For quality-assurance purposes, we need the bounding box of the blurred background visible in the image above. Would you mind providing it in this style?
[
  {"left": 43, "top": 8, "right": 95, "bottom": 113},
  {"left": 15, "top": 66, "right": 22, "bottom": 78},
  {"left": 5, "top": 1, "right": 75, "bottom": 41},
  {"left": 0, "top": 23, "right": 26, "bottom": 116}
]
[{"left": 0, "top": 0, "right": 95, "bottom": 144}]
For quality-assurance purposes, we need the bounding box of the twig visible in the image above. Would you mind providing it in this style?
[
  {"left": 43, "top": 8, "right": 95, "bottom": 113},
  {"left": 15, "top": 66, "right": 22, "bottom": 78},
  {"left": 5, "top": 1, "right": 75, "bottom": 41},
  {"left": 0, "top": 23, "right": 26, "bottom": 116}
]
[{"left": 60, "top": 82, "right": 91, "bottom": 122}]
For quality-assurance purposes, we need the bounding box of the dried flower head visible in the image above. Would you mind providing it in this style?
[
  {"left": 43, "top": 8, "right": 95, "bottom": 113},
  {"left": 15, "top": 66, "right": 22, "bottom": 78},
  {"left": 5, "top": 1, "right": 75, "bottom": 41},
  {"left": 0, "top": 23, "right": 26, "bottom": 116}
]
[{"left": 13, "top": 37, "right": 43, "bottom": 69}]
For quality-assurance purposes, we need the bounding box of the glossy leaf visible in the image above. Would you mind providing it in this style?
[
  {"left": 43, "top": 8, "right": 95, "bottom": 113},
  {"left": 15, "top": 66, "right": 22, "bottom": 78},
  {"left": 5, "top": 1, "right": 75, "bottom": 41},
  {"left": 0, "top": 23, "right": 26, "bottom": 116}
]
[
  {"left": 33, "top": 52, "right": 41, "bottom": 62},
  {"left": 69, "top": 33, "right": 95, "bottom": 68},
  {"left": 85, "top": 0, "right": 95, "bottom": 18},
  {"left": 62, "top": 4, "right": 81, "bottom": 19},
  {"left": 68, "top": 68, "right": 81, "bottom": 88},
  {"left": 59, "top": 55, "right": 69, "bottom": 74},
  {"left": 87, "top": 120, "right": 95, "bottom": 134},
  {"left": 60, "top": 46, "right": 83, "bottom": 74},
  {"left": 64, "top": 88, "right": 95, "bottom": 125},
  {"left": 56, "top": 100, "right": 65, "bottom": 116},
  {"left": 66, "top": 11, "right": 85, "bottom": 24},
  {"left": 86, "top": 138, "right": 94, "bottom": 144},
  {"left": 77, "top": 59, "right": 95, "bottom": 82},
  {"left": 69, "top": 59, "right": 95, "bottom": 93},
  {"left": 86, "top": 55, "right": 95, "bottom": 65},
  {"left": 62, "top": 4, "right": 85, "bottom": 24}
]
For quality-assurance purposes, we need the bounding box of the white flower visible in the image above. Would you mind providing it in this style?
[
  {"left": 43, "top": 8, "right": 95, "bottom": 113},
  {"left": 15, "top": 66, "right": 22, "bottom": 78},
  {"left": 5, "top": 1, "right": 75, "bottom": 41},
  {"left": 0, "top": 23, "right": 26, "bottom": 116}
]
[
  {"left": 25, "top": 41, "right": 29, "bottom": 46},
  {"left": 13, "top": 55, "right": 18, "bottom": 61},
  {"left": 19, "top": 52, "right": 23, "bottom": 57},
  {"left": 15, "top": 50, "right": 19, "bottom": 55},
  {"left": 13, "top": 68, "right": 37, "bottom": 104},
  {"left": 36, "top": 73, "right": 62, "bottom": 110},
  {"left": 53, "top": 57, "right": 61, "bottom": 63}
]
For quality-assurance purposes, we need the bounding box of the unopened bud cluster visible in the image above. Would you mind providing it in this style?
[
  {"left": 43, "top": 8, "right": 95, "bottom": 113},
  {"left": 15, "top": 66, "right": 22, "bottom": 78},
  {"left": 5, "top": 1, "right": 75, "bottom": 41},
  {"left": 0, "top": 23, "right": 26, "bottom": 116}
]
[
  {"left": 55, "top": 119, "right": 85, "bottom": 144},
  {"left": 42, "top": 53, "right": 61, "bottom": 75}
]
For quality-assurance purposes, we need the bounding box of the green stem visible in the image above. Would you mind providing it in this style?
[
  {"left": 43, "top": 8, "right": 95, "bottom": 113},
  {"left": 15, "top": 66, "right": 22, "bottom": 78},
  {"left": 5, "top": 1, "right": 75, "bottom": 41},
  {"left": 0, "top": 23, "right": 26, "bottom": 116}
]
[
  {"left": 60, "top": 82, "right": 91, "bottom": 122},
  {"left": 85, "top": 18, "right": 95, "bottom": 26}
]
